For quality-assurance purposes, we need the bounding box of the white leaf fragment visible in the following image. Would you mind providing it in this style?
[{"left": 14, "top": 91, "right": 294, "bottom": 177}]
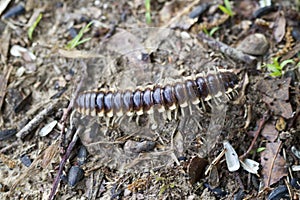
[
  {"left": 240, "top": 158, "right": 260, "bottom": 174},
  {"left": 291, "top": 146, "right": 300, "bottom": 159},
  {"left": 223, "top": 140, "right": 240, "bottom": 172},
  {"left": 10, "top": 45, "right": 37, "bottom": 61},
  {"left": 291, "top": 165, "right": 300, "bottom": 171},
  {"left": 39, "top": 120, "right": 57, "bottom": 137}
]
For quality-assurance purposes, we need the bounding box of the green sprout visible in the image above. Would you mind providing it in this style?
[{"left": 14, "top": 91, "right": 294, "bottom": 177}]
[
  {"left": 203, "top": 26, "right": 220, "bottom": 36},
  {"left": 145, "top": 0, "right": 151, "bottom": 24},
  {"left": 264, "top": 57, "right": 295, "bottom": 77},
  {"left": 155, "top": 176, "right": 175, "bottom": 196},
  {"left": 66, "top": 21, "right": 93, "bottom": 49},
  {"left": 256, "top": 147, "right": 266, "bottom": 153},
  {"left": 249, "top": 147, "right": 266, "bottom": 155},
  {"left": 218, "top": 0, "right": 234, "bottom": 17},
  {"left": 28, "top": 13, "right": 43, "bottom": 40}
]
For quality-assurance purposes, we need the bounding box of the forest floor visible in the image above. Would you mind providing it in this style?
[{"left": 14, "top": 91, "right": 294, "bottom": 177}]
[{"left": 0, "top": 0, "right": 300, "bottom": 199}]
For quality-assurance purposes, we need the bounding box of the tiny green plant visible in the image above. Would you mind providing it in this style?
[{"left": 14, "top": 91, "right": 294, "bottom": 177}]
[
  {"left": 145, "top": 0, "right": 151, "bottom": 24},
  {"left": 249, "top": 147, "right": 266, "bottom": 155},
  {"left": 256, "top": 147, "right": 266, "bottom": 153},
  {"left": 218, "top": 0, "right": 234, "bottom": 17},
  {"left": 28, "top": 13, "right": 43, "bottom": 40},
  {"left": 66, "top": 21, "right": 93, "bottom": 50},
  {"left": 155, "top": 176, "right": 175, "bottom": 196},
  {"left": 203, "top": 26, "right": 220, "bottom": 36},
  {"left": 264, "top": 57, "right": 295, "bottom": 77}
]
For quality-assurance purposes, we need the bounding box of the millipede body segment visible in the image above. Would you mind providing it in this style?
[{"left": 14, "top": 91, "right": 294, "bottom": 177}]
[{"left": 75, "top": 70, "right": 239, "bottom": 118}]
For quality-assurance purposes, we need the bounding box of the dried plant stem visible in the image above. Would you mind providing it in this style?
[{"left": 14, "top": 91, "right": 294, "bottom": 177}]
[{"left": 197, "top": 32, "right": 257, "bottom": 65}]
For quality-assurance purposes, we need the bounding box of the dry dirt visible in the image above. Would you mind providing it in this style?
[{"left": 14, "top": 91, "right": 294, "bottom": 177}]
[{"left": 0, "top": 0, "right": 300, "bottom": 200}]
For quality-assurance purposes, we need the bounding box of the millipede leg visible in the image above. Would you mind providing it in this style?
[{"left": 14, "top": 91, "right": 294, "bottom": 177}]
[
  {"left": 136, "top": 115, "right": 140, "bottom": 125},
  {"left": 116, "top": 115, "right": 125, "bottom": 126},
  {"left": 233, "top": 89, "right": 239, "bottom": 96},
  {"left": 105, "top": 117, "right": 110, "bottom": 127},
  {"left": 207, "top": 100, "right": 213, "bottom": 108},
  {"left": 174, "top": 109, "right": 178, "bottom": 120},
  {"left": 111, "top": 116, "right": 117, "bottom": 125},
  {"left": 180, "top": 107, "right": 185, "bottom": 118},
  {"left": 189, "top": 104, "right": 193, "bottom": 115},
  {"left": 162, "top": 111, "right": 167, "bottom": 121},
  {"left": 192, "top": 117, "right": 203, "bottom": 130},
  {"left": 226, "top": 93, "right": 232, "bottom": 100},
  {"left": 149, "top": 114, "right": 158, "bottom": 130},
  {"left": 201, "top": 99, "right": 207, "bottom": 111},
  {"left": 167, "top": 110, "right": 172, "bottom": 121}
]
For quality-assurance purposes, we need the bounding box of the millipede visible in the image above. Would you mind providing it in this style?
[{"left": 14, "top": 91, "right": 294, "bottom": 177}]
[{"left": 74, "top": 68, "right": 239, "bottom": 123}]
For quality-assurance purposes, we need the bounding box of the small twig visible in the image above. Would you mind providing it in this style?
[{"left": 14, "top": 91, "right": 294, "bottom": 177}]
[
  {"left": 48, "top": 126, "right": 81, "bottom": 200},
  {"left": 60, "top": 60, "right": 87, "bottom": 150},
  {"left": 16, "top": 100, "right": 60, "bottom": 139},
  {"left": 239, "top": 111, "right": 269, "bottom": 160},
  {"left": 0, "top": 140, "right": 19, "bottom": 153},
  {"left": 197, "top": 32, "right": 257, "bottom": 65},
  {"left": 205, "top": 148, "right": 226, "bottom": 176},
  {"left": 49, "top": 60, "right": 87, "bottom": 200},
  {"left": 0, "top": 64, "right": 13, "bottom": 126}
]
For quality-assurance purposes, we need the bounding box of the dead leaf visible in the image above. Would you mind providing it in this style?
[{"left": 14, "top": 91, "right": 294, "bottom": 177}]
[
  {"left": 257, "top": 77, "right": 293, "bottom": 119},
  {"left": 262, "top": 95, "right": 293, "bottom": 119},
  {"left": 261, "top": 141, "right": 288, "bottom": 188},
  {"left": 42, "top": 140, "right": 59, "bottom": 169},
  {"left": 188, "top": 156, "right": 208, "bottom": 185},
  {"left": 273, "top": 11, "right": 286, "bottom": 43},
  {"left": 257, "top": 77, "right": 290, "bottom": 101},
  {"left": 261, "top": 122, "right": 278, "bottom": 142}
]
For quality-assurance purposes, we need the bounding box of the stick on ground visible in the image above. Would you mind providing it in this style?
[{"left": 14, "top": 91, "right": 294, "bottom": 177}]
[{"left": 197, "top": 32, "right": 257, "bottom": 66}]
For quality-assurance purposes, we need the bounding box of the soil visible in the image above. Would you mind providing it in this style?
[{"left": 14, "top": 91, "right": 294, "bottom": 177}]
[{"left": 0, "top": 0, "right": 300, "bottom": 200}]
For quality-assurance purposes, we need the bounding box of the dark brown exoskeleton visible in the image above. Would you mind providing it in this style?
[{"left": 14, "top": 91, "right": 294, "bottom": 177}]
[{"left": 74, "top": 68, "right": 239, "bottom": 126}]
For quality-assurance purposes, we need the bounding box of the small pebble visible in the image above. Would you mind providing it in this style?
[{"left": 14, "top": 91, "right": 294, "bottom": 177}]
[
  {"left": 20, "top": 154, "right": 32, "bottom": 167},
  {"left": 267, "top": 185, "right": 288, "bottom": 200},
  {"left": 77, "top": 146, "right": 88, "bottom": 166},
  {"left": 291, "top": 178, "right": 300, "bottom": 189},
  {"left": 291, "top": 146, "right": 300, "bottom": 159},
  {"left": 253, "top": 5, "right": 277, "bottom": 18},
  {"left": 236, "top": 33, "right": 269, "bottom": 56},
  {"left": 234, "top": 189, "right": 245, "bottom": 200},
  {"left": 3, "top": 3, "right": 25, "bottom": 19},
  {"left": 292, "top": 27, "right": 300, "bottom": 41},
  {"left": 67, "top": 166, "right": 84, "bottom": 187},
  {"left": 124, "top": 140, "right": 156, "bottom": 154},
  {"left": 0, "top": 129, "right": 17, "bottom": 141},
  {"left": 189, "top": 3, "right": 209, "bottom": 19},
  {"left": 180, "top": 31, "right": 191, "bottom": 39},
  {"left": 68, "top": 28, "right": 78, "bottom": 38},
  {"left": 203, "top": 183, "right": 227, "bottom": 198}
]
